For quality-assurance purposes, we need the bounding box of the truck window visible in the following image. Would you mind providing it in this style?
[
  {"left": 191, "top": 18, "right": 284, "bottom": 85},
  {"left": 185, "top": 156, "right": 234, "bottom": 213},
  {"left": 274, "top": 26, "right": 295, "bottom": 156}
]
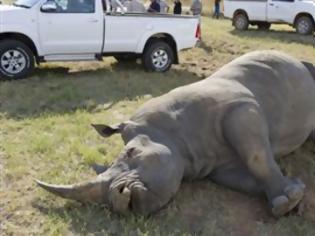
[
  {"left": 272, "top": 0, "right": 294, "bottom": 2},
  {"left": 52, "top": 0, "right": 95, "bottom": 13}
]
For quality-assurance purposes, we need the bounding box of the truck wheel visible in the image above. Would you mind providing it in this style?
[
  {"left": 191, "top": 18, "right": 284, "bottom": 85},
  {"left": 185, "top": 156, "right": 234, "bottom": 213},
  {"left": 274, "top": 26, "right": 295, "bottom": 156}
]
[
  {"left": 233, "top": 13, "right": 249, "bottom": 31},
  {"left": 257, "top": 22, "right": 271, "bottom": 31},
  {"left": 142, "top": 40, "right": 174, "bottom": 72},
  {"left": 0, "top": 40, "right": 34, "bottom": 80},
  {"left": 296, "top": 16, "right": 314, "bottom": 35}
]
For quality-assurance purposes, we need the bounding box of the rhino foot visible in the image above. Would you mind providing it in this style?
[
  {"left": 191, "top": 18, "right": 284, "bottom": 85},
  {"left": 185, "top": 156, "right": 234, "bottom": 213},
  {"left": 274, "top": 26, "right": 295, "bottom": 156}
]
[{"left": 271, "top": 179, "right": 305, "bottom": 217}]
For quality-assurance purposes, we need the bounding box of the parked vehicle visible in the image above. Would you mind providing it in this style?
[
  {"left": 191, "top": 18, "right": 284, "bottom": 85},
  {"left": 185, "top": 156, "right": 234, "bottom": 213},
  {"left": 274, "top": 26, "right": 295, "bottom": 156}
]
[
  {"left": 224, "top": 0, "right": 315, "bottom": 35},
  {"left": 0, "top": 0, "right": 200, "bottom": 80}
]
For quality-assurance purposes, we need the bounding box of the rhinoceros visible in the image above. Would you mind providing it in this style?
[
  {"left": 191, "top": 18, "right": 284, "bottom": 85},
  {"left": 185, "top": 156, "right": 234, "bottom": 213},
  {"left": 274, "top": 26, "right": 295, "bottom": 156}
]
[{"left": 37, "top": 50, "right": 315, "bottom": 217}]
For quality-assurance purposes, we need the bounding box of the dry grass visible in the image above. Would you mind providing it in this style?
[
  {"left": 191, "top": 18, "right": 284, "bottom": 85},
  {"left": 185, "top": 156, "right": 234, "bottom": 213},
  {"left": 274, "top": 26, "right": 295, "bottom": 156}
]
[{"left": 1, "top": 14, "right": 315, "bottom": 236}]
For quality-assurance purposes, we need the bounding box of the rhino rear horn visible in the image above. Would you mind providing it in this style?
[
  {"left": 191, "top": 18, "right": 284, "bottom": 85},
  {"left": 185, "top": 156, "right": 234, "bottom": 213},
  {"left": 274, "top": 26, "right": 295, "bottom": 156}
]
[
  {"left": 91, "top": 123, "right": 123, "bottom": 138},
  {"left": 36, "top": 179, "right": 107, "bottom": 203}
]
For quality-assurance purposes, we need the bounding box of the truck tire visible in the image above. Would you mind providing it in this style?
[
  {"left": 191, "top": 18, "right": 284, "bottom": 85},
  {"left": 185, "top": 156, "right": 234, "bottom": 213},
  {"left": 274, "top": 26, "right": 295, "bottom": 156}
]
[
  {"left": 257, "top": 22, "right": 271, "bottom": 31},
  {"left": 233, "top": 13, "right": 249, "bottom": 31},
  {"left": 0, "top": 39, "right": 34, "bottom": 80},
  {"left": 295, "top": 16, "right": 314, "bottom": 35},
  {"left": 142, "top": 40, "right": 174, "bottom": 72}
]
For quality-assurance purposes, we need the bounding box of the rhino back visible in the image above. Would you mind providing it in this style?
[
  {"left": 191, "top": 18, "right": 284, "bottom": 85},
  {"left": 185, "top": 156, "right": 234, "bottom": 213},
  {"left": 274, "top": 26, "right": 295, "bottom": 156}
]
[
  {"left": 209, "top": 50, "right": 315, "bottom": 154},
  {"left": 129, "top": 50, "right": 315, "bottom": 178}
]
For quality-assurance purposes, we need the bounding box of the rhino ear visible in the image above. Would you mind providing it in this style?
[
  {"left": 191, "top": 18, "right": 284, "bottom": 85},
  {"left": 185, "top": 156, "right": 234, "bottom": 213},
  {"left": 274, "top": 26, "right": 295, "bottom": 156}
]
[{"left": 91, "top": 123, "right": 123, "bottom": 138}]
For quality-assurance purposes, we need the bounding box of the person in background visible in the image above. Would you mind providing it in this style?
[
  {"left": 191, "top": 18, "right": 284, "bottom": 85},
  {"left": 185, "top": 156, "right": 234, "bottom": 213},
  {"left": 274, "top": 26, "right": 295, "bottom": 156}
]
[
  {"left": 190, "top": 0, "right": 202, "bottom": 16},
  {"left": 148, "top": 0, "right": 160, "bottom": 12},
  {"left": 159, "top": 0, "right": 170, "bottom": 13},
  {"left": 173, "top": 0, "right": 182, "bottom": 15},
  {"left": 124, "top": 0, "right": 146, "bottom": 13},
  {"left": 213, "top": 0, "right": 221, "bottom": 19}
]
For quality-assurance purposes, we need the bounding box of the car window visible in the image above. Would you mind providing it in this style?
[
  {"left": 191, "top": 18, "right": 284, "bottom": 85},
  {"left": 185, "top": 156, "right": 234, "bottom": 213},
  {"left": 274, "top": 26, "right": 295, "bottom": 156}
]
[
  {"left": 272, "top": 0, "right": 294, "bottom": 2},
  {"left": 53, "top": 0, "right": 95, "bottom": 13}
]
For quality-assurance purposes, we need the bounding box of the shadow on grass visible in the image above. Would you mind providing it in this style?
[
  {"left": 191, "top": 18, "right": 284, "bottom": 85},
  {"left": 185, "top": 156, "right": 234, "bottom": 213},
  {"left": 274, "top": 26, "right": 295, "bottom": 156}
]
[
  {"left": 32, "top": 181, "right": 239, "bottom": 235},
  {"left": 0, "top": 61, "right": 201, "bottom": 120},
  {"left": 198, "top": 40, "right": 213, "bottom": 54},
  {"left": 230, "top": 29, "right": 315, "bottom": 47}
]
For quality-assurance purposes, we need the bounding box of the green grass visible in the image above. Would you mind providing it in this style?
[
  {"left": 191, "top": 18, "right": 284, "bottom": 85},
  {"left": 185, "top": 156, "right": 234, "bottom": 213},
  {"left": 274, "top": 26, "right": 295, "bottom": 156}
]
[{"left": 2, "top": 18, "right": 315, "bottom": 235}]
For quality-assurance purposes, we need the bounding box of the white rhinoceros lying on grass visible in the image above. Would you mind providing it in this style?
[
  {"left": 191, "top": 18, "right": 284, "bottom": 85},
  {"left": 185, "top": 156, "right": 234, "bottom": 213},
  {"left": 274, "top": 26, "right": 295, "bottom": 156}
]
[{"left": 37, "top": 50, "right": 315, "bottom": 217}]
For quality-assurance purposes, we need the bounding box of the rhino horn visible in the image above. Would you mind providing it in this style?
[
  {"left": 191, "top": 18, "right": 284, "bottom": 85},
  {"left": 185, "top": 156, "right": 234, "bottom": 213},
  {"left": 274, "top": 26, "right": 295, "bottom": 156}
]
[{"left": 36, "top": 179, "right": 107, "bottom": 203}]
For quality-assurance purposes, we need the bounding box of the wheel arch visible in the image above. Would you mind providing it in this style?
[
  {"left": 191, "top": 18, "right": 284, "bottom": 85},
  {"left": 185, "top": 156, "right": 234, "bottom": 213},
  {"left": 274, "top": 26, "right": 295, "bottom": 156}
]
[
  {"left": 0, "top": 32, "right": 38, "bottom": 58},
  {"left": 142, "top": 33, "right": 178, "bottom": 64},
  {"left": 294, "top": 12, "right": 315, "bottom": 27},
  {"left": 233, "top": 9, "right": 249, "bottom": 23}
]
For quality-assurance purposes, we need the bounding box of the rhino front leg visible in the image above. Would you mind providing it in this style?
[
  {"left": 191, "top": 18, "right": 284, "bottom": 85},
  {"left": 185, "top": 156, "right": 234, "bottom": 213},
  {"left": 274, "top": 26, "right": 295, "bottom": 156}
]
[{"left": 222, "top": 104, "right": 305, "bottom": 217}]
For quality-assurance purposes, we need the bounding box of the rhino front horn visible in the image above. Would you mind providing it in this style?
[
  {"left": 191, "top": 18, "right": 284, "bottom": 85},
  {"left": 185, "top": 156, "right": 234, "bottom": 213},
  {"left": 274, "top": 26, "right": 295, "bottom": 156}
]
[{"left": 36, "top": 179, "right": 107, "bottom": 203}]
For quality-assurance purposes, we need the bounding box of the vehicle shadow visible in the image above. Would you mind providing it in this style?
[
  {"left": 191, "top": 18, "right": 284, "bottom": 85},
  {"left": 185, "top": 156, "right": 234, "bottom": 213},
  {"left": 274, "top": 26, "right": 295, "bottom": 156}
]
[
  {"left": 0, "top": 61, "right": 202, "bottom": 120},
  {"left": 230, "top": 28, "right": 315, "bottom": 47}
]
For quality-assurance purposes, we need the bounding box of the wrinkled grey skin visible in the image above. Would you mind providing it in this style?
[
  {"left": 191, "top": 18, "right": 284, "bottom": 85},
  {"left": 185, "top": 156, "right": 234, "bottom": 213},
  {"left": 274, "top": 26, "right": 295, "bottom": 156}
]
[{"left": 37, "top": 51, "right": 315, "bottom": 217}]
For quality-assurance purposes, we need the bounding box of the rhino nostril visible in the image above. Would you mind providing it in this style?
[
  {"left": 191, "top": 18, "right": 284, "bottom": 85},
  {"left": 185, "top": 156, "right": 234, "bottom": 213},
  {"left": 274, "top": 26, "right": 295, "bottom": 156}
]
[{"left": 119, "top": 186, "right": 124, "bottom": 193}]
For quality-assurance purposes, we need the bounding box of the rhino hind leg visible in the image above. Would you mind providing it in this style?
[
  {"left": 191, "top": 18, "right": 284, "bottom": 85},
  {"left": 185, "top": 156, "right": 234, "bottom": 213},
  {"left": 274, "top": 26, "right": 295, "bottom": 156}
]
[
  {"left": 209, "top": 163, "right": 263, "bottom": 195},
  {"left": 222, "top": 104, "right": 305, "bottom": 217}
]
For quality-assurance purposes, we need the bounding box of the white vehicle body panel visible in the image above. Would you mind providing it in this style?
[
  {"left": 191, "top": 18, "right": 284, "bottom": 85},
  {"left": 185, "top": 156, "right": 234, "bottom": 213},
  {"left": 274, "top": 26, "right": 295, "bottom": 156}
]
[
  {"left": 0, "top": 0, "right": 199, "bottom": 62},
  {"left": 38, "top": 11, "right": 104, "bottom": 55},
  {"left": 103, "top": 14, "right": 198, "bottom": 53},
  {"left": 0, "top": 4, "right": 43, "bottom": 54},
  {"left": 224, "top": 0, "right": 315, "bottom": 25}
]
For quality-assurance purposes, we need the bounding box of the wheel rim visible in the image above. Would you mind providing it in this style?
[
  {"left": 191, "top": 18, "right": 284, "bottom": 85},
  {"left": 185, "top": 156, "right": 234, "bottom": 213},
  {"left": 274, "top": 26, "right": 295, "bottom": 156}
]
[
  {"left": 0, "top": 49, "right": 26, "bottom": 74},
  {"left": 298, "top": 20, "right": 310, "bottom": 34},
  {"left": 151, "top": 49, "right": 169, "bottom": 70},
  {"left": 236, "top": 16, "right": 246, "bottom": 29}
]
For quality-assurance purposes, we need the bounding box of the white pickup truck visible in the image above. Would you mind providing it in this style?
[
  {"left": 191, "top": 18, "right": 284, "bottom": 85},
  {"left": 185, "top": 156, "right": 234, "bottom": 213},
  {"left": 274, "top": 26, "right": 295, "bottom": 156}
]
[
  {"left": 224, "top": 0, "right": 315, "bottom": 35},
  {"left": 0, "top": 0, "right": 200, "bottom": 80}
]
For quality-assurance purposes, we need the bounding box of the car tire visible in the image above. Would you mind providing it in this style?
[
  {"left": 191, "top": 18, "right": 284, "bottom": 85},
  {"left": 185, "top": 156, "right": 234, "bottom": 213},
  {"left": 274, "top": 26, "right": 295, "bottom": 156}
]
[
  {"left": 295, "top": 16, "right": 314, "bottom": 35},
  {"left": 233, "top": 13, "right": 249, "bottom": 31},
  {"left": 257, "top": 22, "right": 271, "bottom": 31},
  {"left": 142, "top": 40, "right": 174, "bottom": 72},
  {"left": 0, "top": 39, "right": 34, "bottom": 80}
]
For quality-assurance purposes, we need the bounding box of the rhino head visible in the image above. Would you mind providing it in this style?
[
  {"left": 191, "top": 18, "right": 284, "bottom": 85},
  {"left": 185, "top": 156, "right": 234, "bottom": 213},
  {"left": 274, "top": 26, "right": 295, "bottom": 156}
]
[{"left": 37, "top": 122, "right": 184, "bottom": 215}]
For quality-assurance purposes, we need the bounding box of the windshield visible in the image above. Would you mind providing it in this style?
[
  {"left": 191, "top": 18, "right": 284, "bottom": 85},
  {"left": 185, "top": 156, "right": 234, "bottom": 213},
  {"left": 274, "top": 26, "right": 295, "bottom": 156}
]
[{"left": 13, "top": 0, "right": 40, "bottom": 8}]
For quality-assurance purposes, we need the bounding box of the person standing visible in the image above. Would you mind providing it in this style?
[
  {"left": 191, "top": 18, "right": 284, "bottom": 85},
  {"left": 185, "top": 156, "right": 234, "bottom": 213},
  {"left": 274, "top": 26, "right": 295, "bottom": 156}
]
[
  {"left": 173, "top": 0, "right": 182, "bottom": 15},
  {"left": 148, "top": 0, "right": 160, "bottom": 12},
  {"left": 124, "top": 0, "right": 146, "bottom": 13},
  {"left": 190, "top": 0, "right": 202, "bottom": 16},
  {"left": 213, "top": 0, "right": 221, "bottom": 19},
  {"left": 159, "top": 0, "right": 170, "bottom": 13}
]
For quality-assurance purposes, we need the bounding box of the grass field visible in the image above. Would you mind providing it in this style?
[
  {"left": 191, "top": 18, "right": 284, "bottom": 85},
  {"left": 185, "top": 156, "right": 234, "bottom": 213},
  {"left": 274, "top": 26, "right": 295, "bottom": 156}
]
[{"left": 2, "top": 8, "right": 315, "bottom": 236}]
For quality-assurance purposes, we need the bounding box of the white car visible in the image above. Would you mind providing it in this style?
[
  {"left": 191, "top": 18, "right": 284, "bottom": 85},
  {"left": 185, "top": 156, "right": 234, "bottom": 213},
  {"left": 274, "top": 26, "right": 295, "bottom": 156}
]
[
  {"left": 0, "top": 0, "right": 200, "bottom": 79},
  {"left": 224, "top": 0, "right": 315, "bottom": 35}
]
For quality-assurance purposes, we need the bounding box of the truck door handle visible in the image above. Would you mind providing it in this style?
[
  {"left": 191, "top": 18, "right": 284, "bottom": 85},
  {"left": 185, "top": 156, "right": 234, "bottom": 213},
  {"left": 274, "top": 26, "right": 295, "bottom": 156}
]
[
  {"left": 269, "top": 3, "right": 274, "bottom": 6},
  {"left": 88, "top": 19, "right": 99, "bottom": 23}
]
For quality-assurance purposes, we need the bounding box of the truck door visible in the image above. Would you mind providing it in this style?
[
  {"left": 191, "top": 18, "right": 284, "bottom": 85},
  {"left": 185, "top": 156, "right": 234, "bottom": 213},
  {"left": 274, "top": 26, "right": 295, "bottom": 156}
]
[
  {"left": 267, "top": 0, "right": 295, "bottom": 23},
  {"left": 38, "top": 0, "right": 103, "bottom": 55}
]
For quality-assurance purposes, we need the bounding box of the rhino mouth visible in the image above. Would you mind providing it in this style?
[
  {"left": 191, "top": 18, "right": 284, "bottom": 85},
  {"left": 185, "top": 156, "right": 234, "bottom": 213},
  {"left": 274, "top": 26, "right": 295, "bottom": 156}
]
[{"left": 108, "top": 172, "right": 147, "bottom": 214}]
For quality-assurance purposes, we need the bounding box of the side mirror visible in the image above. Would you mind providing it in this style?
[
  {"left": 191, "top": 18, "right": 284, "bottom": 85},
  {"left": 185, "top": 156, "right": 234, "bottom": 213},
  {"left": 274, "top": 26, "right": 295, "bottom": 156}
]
[{"left": 41, "top": 1, "right": 57, "bottom": 12}]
